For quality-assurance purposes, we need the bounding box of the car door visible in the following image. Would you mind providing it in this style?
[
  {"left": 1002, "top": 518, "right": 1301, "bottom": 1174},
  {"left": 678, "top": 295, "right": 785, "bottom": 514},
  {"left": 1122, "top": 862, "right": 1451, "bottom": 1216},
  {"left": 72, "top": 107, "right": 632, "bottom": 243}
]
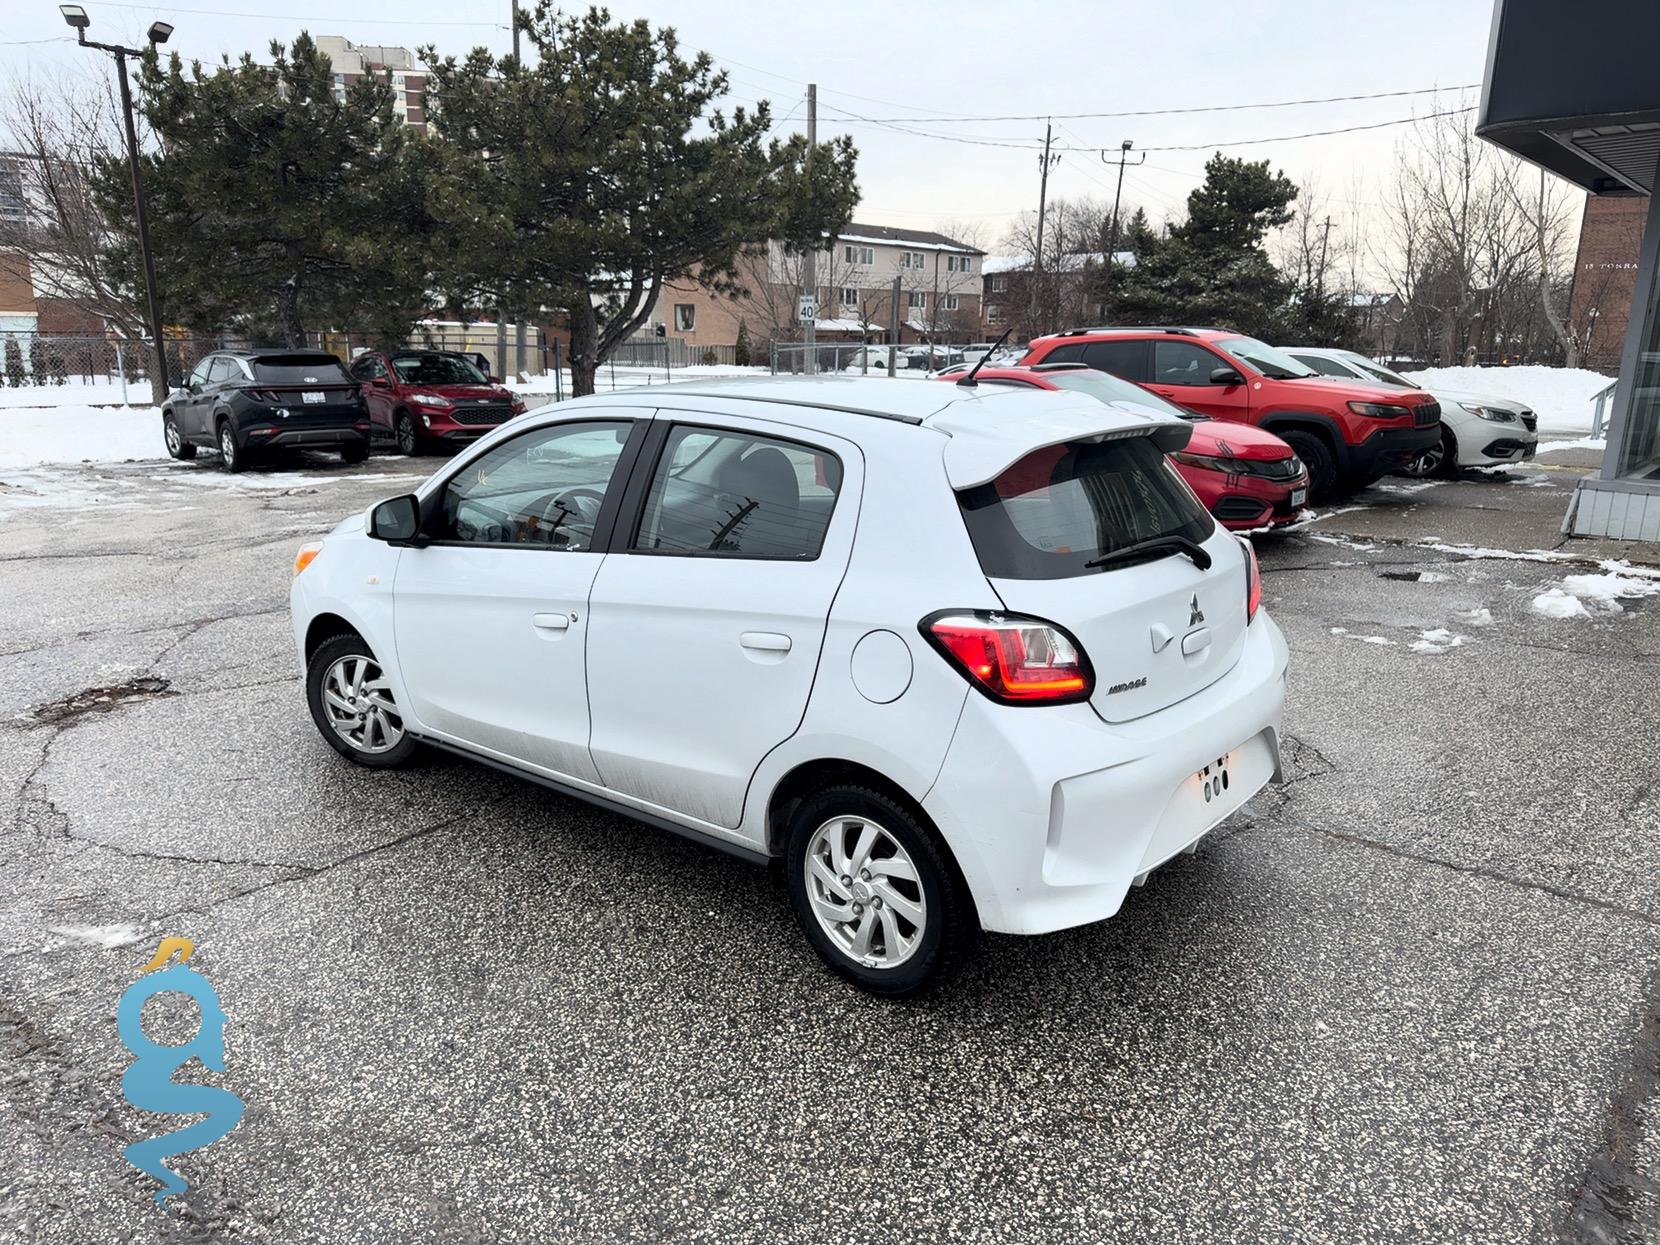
[
  {"left": 584, "top": 415, "right": 859, "bottom": 830},
  {"left": 204, "top": 356, "right": 238, "bottom": 428},
  {"left": 391, "top": 414, "right": 648, "bottom": 783},
  {"left": 179, "top": 356, "right": 215, "bottom": 440},
  {"left": 351, "top": 353, "right": 394, "bottom": 439},
  {"left": 1143, "top": 340, "right": 1253, "bottom": 422}
]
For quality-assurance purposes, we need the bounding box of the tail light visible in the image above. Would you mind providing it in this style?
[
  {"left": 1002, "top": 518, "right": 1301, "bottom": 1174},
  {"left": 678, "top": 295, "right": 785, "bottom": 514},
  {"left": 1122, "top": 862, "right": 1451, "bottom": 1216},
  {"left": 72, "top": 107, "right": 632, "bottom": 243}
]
[
  {"left": 1239, "top": 536, "right": 1261, "bottom": 622},
  {"left": 920, "top": 610, "right": 1093, "bottom": 705}
]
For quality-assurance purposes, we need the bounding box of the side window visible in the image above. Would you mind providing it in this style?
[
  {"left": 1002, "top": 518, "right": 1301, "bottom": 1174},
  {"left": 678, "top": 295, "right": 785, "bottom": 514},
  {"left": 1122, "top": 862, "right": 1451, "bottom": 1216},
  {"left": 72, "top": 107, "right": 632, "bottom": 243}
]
[
  {"left": 633, "top": 425, "right": 843, "bottom": 560},
  {"left": 1082, "top": 339, "right": 1148, "bottom": 379},
  {"left": 1040, "top": 343, "right": 1086, "bottom": 365},
  {"left": 1295, "top": 353, "right": 1358, "bottom": 379},
  {"left": 187, "top": 358, "right": 214, "bottom": 389},
  {"left": 207, "top": 357, "right": 236, "bottom": 385},
  {"left": 350, "top": 354, "right": 385, "bottom": 381},
  {"left": 435, "top": 420, "right": 633, "bottom": 548},
  {"left": 1151, "top": 341, "right": 1222, "bottom": 385}
]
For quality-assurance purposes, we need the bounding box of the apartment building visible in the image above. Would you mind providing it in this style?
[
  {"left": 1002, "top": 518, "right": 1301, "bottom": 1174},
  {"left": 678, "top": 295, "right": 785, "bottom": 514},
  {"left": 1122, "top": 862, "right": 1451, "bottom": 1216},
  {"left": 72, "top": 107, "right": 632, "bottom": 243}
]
[
  {"left": 314, "top": 36, "right": 429, "bottom": 131},
  {"left": 654, "top": 223, "right": 985, "bottom": 351}
]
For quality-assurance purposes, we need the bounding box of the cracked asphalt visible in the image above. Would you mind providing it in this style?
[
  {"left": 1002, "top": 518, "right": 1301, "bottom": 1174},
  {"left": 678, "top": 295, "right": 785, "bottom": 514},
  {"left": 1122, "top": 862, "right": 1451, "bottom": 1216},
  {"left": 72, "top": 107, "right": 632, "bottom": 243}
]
[{"left": 1, "top": 446, "right": 1657, "bottom": 1244}]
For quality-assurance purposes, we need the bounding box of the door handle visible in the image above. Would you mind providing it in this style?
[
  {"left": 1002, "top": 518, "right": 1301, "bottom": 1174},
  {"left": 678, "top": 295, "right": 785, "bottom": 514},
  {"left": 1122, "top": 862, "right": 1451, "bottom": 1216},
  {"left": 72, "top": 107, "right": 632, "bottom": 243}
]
[
  {"left": 531, "top": 612, "right": 572, "bottom": 631},
  {"left": 739, "top": 631, "right": 792, "bottom": 653}
]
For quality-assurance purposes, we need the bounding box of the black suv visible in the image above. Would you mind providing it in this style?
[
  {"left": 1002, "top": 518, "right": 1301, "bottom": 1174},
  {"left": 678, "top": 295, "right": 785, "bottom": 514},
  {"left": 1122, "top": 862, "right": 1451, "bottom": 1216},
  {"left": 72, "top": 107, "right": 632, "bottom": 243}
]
[{"left": 162, "top": 350, "right": 370, "bottom": 472}]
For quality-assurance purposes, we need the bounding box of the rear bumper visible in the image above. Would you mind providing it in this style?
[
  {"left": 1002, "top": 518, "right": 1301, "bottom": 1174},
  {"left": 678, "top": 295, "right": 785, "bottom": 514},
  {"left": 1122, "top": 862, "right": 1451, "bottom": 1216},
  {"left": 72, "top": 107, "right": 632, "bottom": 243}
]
[
  {"left": 923, "top": 612, "right": 1289, "bottom": 935},
  {"left": 1345, "top": 423, "right": 1440, "bottom": 479},
  {"left": 256, "top": 427, "right": 369, "bottom": 449}
]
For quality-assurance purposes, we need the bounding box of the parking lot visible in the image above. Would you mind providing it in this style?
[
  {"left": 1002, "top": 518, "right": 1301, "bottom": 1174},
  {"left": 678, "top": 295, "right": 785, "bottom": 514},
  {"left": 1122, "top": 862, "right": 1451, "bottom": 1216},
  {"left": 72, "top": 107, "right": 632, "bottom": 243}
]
[{"left": 2, "top": 444, "right": 1657, "bottom": 1243}]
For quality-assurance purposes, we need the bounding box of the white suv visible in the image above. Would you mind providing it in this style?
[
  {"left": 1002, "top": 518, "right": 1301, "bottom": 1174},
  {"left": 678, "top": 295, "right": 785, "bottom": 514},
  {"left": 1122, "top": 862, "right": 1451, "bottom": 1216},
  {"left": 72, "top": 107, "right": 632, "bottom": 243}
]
[{"left": 289, "top": 377, "right": 1289, "bottom": 994}]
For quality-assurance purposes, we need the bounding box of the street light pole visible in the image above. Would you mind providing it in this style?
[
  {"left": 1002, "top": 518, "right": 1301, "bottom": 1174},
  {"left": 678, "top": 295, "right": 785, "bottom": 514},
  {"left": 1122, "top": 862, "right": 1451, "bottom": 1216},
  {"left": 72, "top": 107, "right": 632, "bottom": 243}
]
[{"left": 60, "top": 6, "right": 173, "bottom": 405}]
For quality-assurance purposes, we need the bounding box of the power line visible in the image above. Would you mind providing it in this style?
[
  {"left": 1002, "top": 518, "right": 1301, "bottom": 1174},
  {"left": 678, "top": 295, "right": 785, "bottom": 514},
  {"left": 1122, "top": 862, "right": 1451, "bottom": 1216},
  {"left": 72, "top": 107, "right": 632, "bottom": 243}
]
[
  {"left": 78, "top": 0, "right": 507, "bottom": 26},
  {"left": 809, "top": 83, "right": 1480, "bottom": 125}
]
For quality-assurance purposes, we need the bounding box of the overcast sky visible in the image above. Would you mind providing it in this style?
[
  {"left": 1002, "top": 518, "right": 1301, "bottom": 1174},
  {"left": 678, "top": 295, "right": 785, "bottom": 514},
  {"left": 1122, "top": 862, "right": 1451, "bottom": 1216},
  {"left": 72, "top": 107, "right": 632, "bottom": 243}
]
[{"left": 4, "top": 0, "right": 1522, "bottom": 264}]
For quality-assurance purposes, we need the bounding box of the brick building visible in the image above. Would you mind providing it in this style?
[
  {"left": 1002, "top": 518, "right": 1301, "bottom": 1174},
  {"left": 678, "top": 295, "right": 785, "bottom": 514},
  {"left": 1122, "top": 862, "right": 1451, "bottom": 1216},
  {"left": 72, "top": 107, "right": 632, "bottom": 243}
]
[{"left": 1565, "top": 190, "right": 1648, "bottom": 371}]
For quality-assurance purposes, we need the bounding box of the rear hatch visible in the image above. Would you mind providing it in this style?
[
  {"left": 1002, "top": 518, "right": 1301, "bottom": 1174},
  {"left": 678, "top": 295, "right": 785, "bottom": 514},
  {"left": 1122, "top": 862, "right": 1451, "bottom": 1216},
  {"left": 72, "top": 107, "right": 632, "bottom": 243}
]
[
  {"left": 251, "top": 355, "right": 361, "bottom": 426},
  {"left": 936, "top": 392, "right": 1248, "bottom": 723}
]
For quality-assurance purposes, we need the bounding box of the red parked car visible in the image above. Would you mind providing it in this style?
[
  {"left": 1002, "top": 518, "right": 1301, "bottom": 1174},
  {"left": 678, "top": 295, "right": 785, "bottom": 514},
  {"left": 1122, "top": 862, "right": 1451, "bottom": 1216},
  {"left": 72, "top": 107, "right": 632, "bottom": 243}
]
[
  {"left": 346, "top": 349, "right": 527, "bottom": 455},
  {"left": 1017, "top": 327, "right": 1440, "bottom": 501},
  {"left": 934, "top": 364, "right": 1311, "bottom": 530}
]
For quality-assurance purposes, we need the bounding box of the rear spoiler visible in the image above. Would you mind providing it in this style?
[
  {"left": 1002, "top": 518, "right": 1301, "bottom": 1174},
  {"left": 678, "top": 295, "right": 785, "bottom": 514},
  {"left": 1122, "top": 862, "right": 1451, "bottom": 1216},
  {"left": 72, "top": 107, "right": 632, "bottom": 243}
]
[{"left": 931, "top": 395, "right": 1194, "bottom": 489}]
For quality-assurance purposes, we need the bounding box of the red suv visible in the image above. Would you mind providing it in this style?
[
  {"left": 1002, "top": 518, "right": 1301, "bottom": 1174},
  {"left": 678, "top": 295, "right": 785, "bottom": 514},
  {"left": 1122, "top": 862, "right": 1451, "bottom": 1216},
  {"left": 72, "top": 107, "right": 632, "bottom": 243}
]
[
  {"left": 347, "top": 349, "right": 527, "bottom": 455},
  {"left": 934, "top": 364, "right": 1310, "bottom": 529},
  {"left": 1018, "top": 327, "right": 1441, "bottom": 501}
]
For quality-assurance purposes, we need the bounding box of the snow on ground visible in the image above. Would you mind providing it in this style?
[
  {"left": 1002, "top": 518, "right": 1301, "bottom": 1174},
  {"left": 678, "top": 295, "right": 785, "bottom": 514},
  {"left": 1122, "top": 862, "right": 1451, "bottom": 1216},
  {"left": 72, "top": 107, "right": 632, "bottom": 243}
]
[
  {"left": 0, "top": 379, "right": 145, "bottom": 409},
  {"left": 0, "top": 404, "right": 164, "bottom": 471},
  {"left": 1530, "top": 561, "right": 1660, "bottom": 618},
  {"left": 1399, "top": 365, "right": 1613, "bottom": 437}
]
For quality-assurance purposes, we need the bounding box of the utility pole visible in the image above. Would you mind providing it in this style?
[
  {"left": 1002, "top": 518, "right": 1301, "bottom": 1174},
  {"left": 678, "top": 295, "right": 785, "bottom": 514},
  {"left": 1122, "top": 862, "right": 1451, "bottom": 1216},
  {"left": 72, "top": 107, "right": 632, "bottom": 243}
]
[
  {"left": 510, "top": 3, "right": 519, "bottom": 61},
  {"left": 1030, "top": 120, "right": 1059, "bottom": 336},
  {"left": 1100, "top": 139, "right": 1144, "bottom": 317},
  {"left": 802, "top": 83, "right": 818, "bottom": 374},
  {"left": 889, "top": 273, "right": 901, "bottom": 377},
  {"left": 1316, "top": 215, "right": 1334, "bottom": 301}
]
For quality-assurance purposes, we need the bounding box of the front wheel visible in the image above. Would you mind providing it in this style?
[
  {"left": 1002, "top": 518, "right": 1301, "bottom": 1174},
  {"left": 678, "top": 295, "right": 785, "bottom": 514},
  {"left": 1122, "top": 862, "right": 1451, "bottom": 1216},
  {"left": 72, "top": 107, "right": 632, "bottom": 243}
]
[
  {"left": 394, "top": 412, "right": 419, "bottom": 456},
  {"left": 1279, "top": 430, "right": 1339, "bottom": 503},
  {"left": 1399, "top": 427, "right": 1455, "bottom": 479},
  {"left": 340, "top": 442, "right": 369, "bottom": 465},
  {"left": 785, "top": 785, "right": 975, "bottom": 997},
  {"left": 305, "top": 634, "right": 419, "bottom": 769},
  {"left": 163, "top": 412, "right": 196, "bottom": 460}
]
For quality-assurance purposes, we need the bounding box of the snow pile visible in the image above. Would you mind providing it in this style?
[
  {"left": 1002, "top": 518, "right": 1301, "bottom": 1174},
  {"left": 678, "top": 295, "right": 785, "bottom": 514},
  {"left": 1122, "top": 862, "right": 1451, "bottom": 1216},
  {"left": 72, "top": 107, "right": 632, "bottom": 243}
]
[
  {"left": 1398, "top": 365, "right": 1612, "bottom": 437},
  {"left": 1456, "top": 607, "right": 1494, "bottom": 627},
  {"left": 1530, "top": 561, "right": 1660, "bottom": 618},
  {"left": 0, "top": 379, "right": 146, "bottom": 409},
  {"left": 0, "top": 405, "right": 163, "bottom": 471},
  {"left": 1410, "top": 627, "right": 1468, "bottom": 654}
]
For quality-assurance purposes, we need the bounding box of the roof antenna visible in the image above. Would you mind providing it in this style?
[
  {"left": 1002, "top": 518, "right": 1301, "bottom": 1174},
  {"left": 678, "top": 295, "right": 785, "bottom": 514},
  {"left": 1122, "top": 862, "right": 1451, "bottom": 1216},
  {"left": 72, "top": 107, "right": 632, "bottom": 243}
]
[{"left": 956, "top": 327, "right": 1012, "bottom": 388}]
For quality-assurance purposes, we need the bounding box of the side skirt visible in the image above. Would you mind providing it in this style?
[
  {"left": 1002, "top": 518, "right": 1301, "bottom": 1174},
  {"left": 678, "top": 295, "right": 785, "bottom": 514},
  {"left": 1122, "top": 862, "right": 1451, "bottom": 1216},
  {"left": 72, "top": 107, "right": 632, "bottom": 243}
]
[{"left": 415, "top": 735, "right": 771, "bottom": 867}]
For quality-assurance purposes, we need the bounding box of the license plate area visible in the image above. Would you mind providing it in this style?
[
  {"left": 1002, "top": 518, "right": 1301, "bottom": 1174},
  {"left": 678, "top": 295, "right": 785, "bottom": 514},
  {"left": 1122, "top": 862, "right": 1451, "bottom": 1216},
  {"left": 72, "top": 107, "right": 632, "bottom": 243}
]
[
  {"left": 302, "top": 391, "right": 326, "bottom": 404},
  {"left": 1290, "top": 486, "right": 1307, "bottom": 507}
]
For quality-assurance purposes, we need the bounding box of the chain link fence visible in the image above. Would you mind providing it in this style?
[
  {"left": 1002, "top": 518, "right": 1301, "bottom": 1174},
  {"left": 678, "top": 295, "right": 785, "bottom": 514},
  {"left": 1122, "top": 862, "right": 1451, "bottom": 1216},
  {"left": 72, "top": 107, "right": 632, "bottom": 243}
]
[
  {"left": 0, "top": 331, "right": 228, "bottom": 400},
  {"left": 768, "top": 340, "right": 1010, "bottom": 377}
]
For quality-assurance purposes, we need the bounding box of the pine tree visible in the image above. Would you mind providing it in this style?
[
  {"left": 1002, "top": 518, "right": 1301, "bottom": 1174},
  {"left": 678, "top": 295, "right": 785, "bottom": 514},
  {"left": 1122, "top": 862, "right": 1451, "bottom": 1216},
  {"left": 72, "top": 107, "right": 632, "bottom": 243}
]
[
  {"left": 96, "top": 34, "right": 433, "bottom": 347},
  {"left": 734, "top": 322, "right": 752, "bottom": 367},
  {"left": 422, "top": 5, "right": 859, "bottom": 397},
  {"left": 1115, "top": 155, "right": 1299, "bottom": 338},
  {"left": 4, "top": 338, "right": 24, "bottom": 388}
]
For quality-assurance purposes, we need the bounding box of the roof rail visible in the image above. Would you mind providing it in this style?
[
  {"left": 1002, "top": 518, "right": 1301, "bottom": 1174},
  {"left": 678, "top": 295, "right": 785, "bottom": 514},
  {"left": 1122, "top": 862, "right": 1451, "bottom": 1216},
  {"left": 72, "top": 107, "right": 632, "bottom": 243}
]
[{"left": 1055, "top": 325, "right": 1231, "bottom": 337}]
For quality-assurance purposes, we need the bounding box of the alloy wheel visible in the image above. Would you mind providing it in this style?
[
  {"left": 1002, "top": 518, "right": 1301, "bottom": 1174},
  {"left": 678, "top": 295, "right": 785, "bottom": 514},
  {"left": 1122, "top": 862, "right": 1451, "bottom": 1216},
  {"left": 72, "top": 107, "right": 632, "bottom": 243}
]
[
  {"left": 1401, "top": 439, "right": 1445, "bottom": 479},
  {"left": 219, "top": 425, "right": 237, "bottom": 467},
  {"left": 164, "top": 417, "right": 182, "bottom": 455},
  {"left": 804, "top": 815, "right": 927, "bottom": 969},
  {"left": 397, "top": 415, "right": 417, "bottom": 456},
  {"left": 319, "top": 654, "right": 405, "bottom": 754}
]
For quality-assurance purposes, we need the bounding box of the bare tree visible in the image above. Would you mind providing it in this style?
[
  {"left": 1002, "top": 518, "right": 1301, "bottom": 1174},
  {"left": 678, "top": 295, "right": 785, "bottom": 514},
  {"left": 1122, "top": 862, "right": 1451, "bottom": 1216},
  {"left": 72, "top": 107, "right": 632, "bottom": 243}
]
[
  {"left": 1505, "top": 166, "right": 1587, "bottom": 367},
  {"left": 0, "top": 72, "right": 147, "bottom": 339}
]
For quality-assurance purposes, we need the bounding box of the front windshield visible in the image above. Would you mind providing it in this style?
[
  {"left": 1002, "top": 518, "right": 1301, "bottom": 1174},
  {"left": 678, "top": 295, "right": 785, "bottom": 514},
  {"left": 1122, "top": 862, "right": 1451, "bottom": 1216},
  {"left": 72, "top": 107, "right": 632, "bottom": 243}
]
[
  {"left": 1348, "top": 355, "right": 1415, "bottom": 388},
  {"left": 1215, "top": 337, "right": 1318, "bottom": 380},
  {"left": 1040, "top": 369, "right": 1196, "bottom": 421},
  {"left": 391, "top": 353, "right": 488, "bottom": 385}
]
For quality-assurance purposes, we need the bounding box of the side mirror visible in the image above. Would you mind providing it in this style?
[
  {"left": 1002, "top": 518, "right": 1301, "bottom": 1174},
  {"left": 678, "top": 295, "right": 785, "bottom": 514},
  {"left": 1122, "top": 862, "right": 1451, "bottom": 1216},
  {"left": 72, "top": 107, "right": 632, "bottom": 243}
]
[
  {"left": 1209, "top": 366, "right": 1245, "bottom": 386},
  {"left": 368, "top": 494, "right": 423, "bottom": 545},
  {"left": 186, "top": 379, "right": 202, "bottom": 395},
  {"left": 371, "top": 374, "right": 391, "bottom": 389}
]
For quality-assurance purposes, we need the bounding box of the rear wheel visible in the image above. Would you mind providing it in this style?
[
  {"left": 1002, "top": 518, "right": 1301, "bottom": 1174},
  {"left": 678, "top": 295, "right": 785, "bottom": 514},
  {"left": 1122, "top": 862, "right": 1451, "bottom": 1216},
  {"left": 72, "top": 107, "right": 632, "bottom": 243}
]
[
  {"left": 394, "top": 411, "right": 418, "bottom": 456},
  {"left": 163, "top": 412, "right": 195, "bottom": 460},
  {"left": 1279, "top": 429, "right": 1339, "bottom": 503},
  {"left": 785, "top": 785, "right": 975, "bottom": 996},
  {"left": 305, "top": 634, "right": 418, "bottom": 769},
  {"left": 340, "top": 442, "right": 369, "bottom": 465},
  {"left": 217, "top": 419, "right": 246, "bottom": 473}
]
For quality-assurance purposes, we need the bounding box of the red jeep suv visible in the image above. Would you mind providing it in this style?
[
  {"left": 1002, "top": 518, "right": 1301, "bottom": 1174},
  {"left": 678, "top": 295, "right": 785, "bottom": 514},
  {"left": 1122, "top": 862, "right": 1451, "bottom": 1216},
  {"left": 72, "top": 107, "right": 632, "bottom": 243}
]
[
  {"left": 1018, "top": 327, "right": 1441, "bottom": 501},
  {"left": 348, "top": 349, "right": 527, "bottom": 455}
]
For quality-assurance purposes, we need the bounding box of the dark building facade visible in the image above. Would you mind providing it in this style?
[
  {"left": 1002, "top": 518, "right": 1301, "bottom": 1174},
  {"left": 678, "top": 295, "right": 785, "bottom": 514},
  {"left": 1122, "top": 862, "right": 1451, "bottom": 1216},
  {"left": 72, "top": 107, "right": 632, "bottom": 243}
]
[
  {"left": 1479, "top": 0, "right": 1660, "bottom": 540},
  {"left": 1566, "top": 192, "right": 1647, "bottom": 372}
]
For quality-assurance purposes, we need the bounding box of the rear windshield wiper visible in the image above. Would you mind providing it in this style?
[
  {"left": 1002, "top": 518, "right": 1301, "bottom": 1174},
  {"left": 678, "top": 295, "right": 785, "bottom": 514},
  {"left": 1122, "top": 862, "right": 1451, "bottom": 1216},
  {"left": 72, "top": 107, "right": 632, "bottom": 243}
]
[{"left": 1085, "top": 535, "right": 1212, "bottom": 572}]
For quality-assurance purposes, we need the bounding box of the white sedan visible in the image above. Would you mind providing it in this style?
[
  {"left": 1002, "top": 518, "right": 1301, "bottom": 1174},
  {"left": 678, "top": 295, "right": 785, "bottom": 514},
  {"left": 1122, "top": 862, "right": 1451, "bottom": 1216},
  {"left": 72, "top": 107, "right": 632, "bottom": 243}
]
[{"left": 1282, "top": 346, "right": 1539, "bottom": 477}]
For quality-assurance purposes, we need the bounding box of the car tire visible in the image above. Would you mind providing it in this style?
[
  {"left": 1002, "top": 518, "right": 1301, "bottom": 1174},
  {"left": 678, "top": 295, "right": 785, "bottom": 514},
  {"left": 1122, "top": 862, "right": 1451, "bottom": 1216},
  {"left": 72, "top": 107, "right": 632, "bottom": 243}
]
[
  {"left": 1279, "top": 430, "right": 1339, "bottom": 502},
  {"left": 394, "top": 412, "right": 419, "bottom": 457},
  {"left": 305, "top": 633, "right": 419, "bottom": 769},
  {"left": 340, "top": 443, "right": 369, "bottom": 465},
  {"left": 1399, "top": 427, "right": 1456, "bottom": 479},
  {"left": 784, "top": 784, "right": 976, "bottom": 997},
  {"left": 163, "top": 412, "right": 196, "bottom": 460},
  {"left": 217, "top": 419, "right": 247, "bottom": 473}
]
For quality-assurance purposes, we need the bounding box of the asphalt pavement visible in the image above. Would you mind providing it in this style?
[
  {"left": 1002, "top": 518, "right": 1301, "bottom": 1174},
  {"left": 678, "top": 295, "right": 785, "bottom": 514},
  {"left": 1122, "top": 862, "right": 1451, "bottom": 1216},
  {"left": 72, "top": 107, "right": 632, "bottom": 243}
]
[{"left": 1, "top": 443, "right": 1656, "bottom": 1244}]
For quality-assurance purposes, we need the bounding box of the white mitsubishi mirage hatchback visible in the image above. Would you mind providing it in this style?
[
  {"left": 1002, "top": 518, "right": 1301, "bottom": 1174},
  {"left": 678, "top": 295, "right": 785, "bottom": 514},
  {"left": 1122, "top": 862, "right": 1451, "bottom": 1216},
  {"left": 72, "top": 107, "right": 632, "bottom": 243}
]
[{"left": 290, "top": 376, "right": 1289, "bottom": 995}]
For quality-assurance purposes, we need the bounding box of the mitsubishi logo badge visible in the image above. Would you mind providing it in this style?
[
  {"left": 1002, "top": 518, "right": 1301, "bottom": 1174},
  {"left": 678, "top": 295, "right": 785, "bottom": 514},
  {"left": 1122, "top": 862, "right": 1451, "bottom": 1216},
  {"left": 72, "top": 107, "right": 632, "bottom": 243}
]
[{"left": 1189, "top": 595, "right": 1204, "bottom": 626}]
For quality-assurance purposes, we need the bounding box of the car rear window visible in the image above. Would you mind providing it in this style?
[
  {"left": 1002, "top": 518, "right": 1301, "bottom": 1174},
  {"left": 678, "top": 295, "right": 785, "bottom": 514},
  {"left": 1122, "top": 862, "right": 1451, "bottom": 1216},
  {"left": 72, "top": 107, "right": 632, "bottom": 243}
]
[
  {"left": 958, "top": 436, "right": 1214, "bottom": 579},
  {"left": 252, "top": 357, "right": 351, "bottom": 384}
]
